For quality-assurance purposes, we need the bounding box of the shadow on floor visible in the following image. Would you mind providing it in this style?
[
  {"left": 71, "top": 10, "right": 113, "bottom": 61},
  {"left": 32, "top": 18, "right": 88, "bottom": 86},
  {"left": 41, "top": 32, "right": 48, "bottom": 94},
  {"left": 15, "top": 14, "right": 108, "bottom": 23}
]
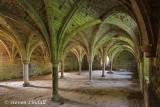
[
  {"left": 56, "top": 97, "right": 96, "bottom": 107},
  {"left": 30, "top": 85, "right": 51, "bottom": 89},
  {"left": 0, "top": 85, "right": 18, "bottom": 89}
]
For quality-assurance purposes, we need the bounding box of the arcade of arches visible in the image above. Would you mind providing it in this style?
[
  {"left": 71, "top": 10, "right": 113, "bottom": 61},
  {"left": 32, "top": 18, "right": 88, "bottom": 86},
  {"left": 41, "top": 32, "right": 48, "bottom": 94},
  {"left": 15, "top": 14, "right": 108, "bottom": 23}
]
[{"left": 0, "top": 0, "right": 160, "bottom": 107}]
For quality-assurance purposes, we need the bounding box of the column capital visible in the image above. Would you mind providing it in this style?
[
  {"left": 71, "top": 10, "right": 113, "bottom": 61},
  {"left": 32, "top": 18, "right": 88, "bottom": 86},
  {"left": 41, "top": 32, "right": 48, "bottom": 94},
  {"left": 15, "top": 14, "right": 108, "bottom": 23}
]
[
  {"left": 52, "top": 59, "right": 60, "bottom": 64},
  {"left": 140, "top": 44, "right": 153, "bottom": 52},
  {"left": 140, "top": 44, "right": 156, "bottom": 57},
  {"left": 138, "top": 58, "right": 142, "bottom": 62},
  {"left": 23, "top": 60, "right": 30, "bottom": 64},
  {"left": 88, "top": 59, "right": 93, "bottom": 63},
  {"left": 145, "top": 52, "right": 156, "bottom": 58},
  {"left": 61, "top": 59, "right": 64, "bottom": 62},
  {"left": 87, "top": 56, "right": 94, "bottom": 64},
  {"left": 101, "top": 57, "right": 106, "bottom": 63},
  {"left": 137, "top": 56, "right": 143, "bottom": 62},
  {"left": 78, "top": 60, "right": 82, "bottom": 63}
]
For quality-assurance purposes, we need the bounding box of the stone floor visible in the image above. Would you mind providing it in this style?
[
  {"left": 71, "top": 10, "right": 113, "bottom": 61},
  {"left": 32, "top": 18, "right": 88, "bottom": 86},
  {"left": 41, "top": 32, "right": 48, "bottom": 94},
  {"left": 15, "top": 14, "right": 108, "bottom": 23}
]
[{"left": 0, "top": 70, "right": 145, "bottom": 107}]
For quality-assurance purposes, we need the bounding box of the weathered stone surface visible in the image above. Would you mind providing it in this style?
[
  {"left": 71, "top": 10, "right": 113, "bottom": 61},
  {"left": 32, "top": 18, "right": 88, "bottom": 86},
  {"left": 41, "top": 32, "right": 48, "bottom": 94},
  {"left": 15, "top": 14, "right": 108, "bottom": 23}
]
[{"left": 0, "top": 0, "right": 160, "bottom": 106}]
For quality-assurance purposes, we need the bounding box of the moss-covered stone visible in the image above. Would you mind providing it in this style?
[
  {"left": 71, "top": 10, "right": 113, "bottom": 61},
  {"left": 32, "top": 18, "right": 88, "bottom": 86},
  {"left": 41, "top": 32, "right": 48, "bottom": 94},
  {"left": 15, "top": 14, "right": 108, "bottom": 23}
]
[
  {"left": 0, "top": 63, "right": 22, "bottom": 80},
  {"left": 29, "top": 62, "right": 52, "bottom": 76},
  {"left": 113, "top": 51, "right": 137, "bottom": 72},
  {"left": 64, "top": 52, "right": 79, "bottom": 71}
]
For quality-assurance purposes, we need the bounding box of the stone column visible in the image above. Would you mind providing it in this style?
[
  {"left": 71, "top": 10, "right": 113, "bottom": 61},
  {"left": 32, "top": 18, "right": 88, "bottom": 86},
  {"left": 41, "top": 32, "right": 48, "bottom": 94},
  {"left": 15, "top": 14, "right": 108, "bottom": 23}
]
[
  {"left": 138, "top": 61, "right": 143, "bottom": 91},
  {"left": 88, "top": 59, "right": 93, "bottom": 81},
  {"left": 148, "top": 57, "right": 158, "bottom": 107},
  {"left": 60, "top": 60, "right": 64, "bottom": 78},
  {"left": 107, "top": 60, "right": 113, "bottom": 74},
  {"left": 110, "top": 61, "right": 113, "bottom": 72},
  {"left": 102, "top": 62, "right": 106, "bottom": 77},
  {"left": 51, "top": 59, "right": 60, "bottom": 101},
  {"left": 23, "top": 61, "right": 30, "bottom": 87},
  {"left": 142, "top": 53, "right": 150, "bottom": 107},
  {"left": 143, "top": 55, "right": 150, "bottom": 77},
  {"left": 78, "top": 61, "right": 82, "bottom": 75},
  {"left": 107, "top": 54, "right": 113, "bottom": 74}
]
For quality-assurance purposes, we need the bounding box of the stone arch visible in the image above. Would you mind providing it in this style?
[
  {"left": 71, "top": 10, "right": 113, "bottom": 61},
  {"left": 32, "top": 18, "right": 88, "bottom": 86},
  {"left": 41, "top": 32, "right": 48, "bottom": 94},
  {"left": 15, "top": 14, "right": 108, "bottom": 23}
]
[
  {"left": 64, "top": 51, "right": 79, "bottom": 71},
  {"left": 102, "top": 5, "right": 134, "bottom": 21},
  {"left": 130, "top": 0, "right": 154, "bottom": 47},
  {"left": 0, "top": 40, "right": 11, "bottom": 61},
  {"left": 104, "top": 39, "right": 137, "bottom": 59},
  {"left": 103, "top": 12, "right": 140, "bottom": 46}
]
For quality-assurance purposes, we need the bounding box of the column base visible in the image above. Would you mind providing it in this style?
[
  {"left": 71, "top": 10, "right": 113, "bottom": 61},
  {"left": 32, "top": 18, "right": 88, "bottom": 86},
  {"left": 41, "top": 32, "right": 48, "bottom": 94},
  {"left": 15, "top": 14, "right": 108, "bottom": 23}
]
[
  {"left": 88, "top": 80, "right": 93, "bottom": 82},
  {"left": 60, "top": 76, "right": 65, "bottom": 78},
  {"left": 101, "top": 75, "right": 106, "bottom": 77},
  {"left": 23, "top": 82, "right": 30, "bottom": 87},
  {"left": 86, "top": 80, "right": 94, "bottom": 85},
  {"left": 107, "top": 71, "right": 113, "bottom": 74},
  {"left": 51, "top": 93, "right": 61, "bottom": 101},
  {"left": 78, "top": 72, "right": 82, "bottom": 75}
]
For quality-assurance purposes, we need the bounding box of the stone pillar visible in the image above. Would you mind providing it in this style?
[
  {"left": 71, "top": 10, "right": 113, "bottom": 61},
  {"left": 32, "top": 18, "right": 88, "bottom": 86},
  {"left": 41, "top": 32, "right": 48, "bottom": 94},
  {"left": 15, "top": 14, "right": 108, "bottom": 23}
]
[
  {"left": 107, "top": 60, "right": 113, "bottom": 74},
  {"left": 141, "top": 53, "right": 150, "bottom": 93},
  {"left": 23, "top": 61, "right": 30, "bottom": 87},
  {"left": 138, "top": 61, "right": 143, "bottom": 91},
  {"left": 144, "top": 76, "right": 149, "bottom": 107},
  {"left": 107, "top": 54, "right": 113, "bottom": 74},
  {"left": 89, "top": 62, "right": 93, "bottom": 81},
  {"left": 148, "top": 57, "right": 158, "bottom": 107},
  {"left": 101, "top": 62, "right": 106, "bottom": 77},
  {"left": 110, "top": 61, "right": 113, "bottom": 72},
  {"left": 143, "top": 55, "right": 150, "bottom": 77},
  {"left": 78, "top": 61, "right": 82, "bottom": 75},
  {"left": 88, "top": 59, "right": 93, "bottom": 81},
  {"left": 142, "top": 53, "right": 150, "bottom": 107},
  {"left": 60, "top": 60, "right": 64, "bottom": 78},
  {"left": 51, "top": 59, "right": 60, "bottom": 101}
]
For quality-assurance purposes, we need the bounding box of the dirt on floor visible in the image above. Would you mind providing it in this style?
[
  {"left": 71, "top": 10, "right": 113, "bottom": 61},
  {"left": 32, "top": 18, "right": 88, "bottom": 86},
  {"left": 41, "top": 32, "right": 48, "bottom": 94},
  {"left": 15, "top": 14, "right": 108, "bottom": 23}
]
[{"left": 0, "top": 70, "right": 145, "bottom": 107}]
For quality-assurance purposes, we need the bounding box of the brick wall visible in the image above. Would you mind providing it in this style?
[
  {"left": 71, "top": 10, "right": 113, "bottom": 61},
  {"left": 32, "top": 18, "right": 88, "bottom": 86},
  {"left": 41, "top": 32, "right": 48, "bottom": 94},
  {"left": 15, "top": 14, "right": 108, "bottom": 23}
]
[{"left": 113, "top": 51, "right": 137, "bottom": 72}]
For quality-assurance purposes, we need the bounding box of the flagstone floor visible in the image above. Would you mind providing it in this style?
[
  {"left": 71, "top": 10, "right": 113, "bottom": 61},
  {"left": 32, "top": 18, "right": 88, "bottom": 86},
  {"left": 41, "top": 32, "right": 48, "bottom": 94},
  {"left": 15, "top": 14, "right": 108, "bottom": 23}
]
[{"left": 0, "top": 70, "right": 144, "bottom": 107}]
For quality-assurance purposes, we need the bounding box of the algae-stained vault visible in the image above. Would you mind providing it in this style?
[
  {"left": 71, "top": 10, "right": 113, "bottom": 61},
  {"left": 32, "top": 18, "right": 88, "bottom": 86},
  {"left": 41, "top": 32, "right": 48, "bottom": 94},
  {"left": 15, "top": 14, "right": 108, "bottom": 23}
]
[{"left": 0, "top": 0, "right": 160, "bottom": 107}]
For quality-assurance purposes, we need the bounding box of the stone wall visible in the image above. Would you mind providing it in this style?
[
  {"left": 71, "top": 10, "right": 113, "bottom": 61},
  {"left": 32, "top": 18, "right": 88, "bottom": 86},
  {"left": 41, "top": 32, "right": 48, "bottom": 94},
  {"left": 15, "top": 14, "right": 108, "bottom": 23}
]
[
  {"left": 0, "top": 50, "right": 52, "bottom": 80},
  {"left": 0, "top": 62, "right": 52, "bottom": 81},
  {"left": 64, "top": 54, "right": 102, "bottom": 71},
  {"left": 148, "top": 58, "right": 160, "bottom": 107},
  {"left": 64, "top": 52, "right": 79, "bottom": 71},
  {"left": 92, "top": 57, "right": 102, "bottom": 70},
  {"left": 81, "top": 55, "right": 88, "bottom": 70},
  {"left": 62, "top": 51, "right": 139, "bottom": 73},
  {"left": 148, "top": 29, "right": 160, "bottom": 107},
  {"left": 29, "top": 62, "right": 52, "bottom": 76},
  {"left": 0, "top": 50, "right": 138, "bottom": 80},
  {"left": 113, "top": 51, "right": 137, "bottom": 72},
  {"left": 0, "top": 52, "right": 23, "bottom": 80},
  {"left": 0, "top": 63, "right": 22, "bottom": 80}
]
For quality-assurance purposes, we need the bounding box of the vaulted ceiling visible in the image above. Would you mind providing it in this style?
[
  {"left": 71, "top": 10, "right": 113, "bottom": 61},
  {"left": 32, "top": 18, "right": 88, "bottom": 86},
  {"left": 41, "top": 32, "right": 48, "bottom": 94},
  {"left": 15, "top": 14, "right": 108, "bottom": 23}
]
[{"left": 0, "top": 0, "right": 159, "bottom": 62}]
